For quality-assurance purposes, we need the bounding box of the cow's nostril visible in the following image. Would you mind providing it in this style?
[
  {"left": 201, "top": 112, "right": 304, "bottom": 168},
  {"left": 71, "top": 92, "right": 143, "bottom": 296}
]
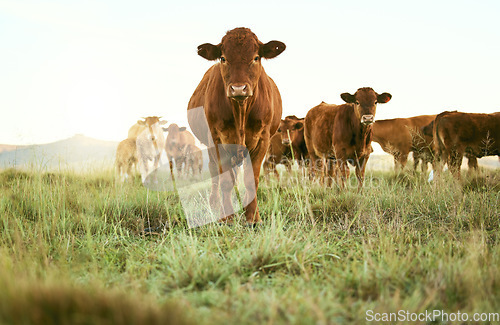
[
  {"left": 230, "top": 85, "right": 248, "bottom": 97},
  {"left": 361, "top": 115, "right": 374, "bottom": 125}
]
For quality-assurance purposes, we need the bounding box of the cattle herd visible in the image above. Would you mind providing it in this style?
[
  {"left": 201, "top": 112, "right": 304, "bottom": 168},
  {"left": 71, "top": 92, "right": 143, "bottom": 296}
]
[{"left": 115, "top": 27, "right": 500, "bottom": 225}]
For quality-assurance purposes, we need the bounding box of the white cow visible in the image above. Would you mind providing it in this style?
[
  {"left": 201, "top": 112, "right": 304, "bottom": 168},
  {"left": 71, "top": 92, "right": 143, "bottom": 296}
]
[{"left": 133, "top": 116, "right": 167, "bottom": 182}]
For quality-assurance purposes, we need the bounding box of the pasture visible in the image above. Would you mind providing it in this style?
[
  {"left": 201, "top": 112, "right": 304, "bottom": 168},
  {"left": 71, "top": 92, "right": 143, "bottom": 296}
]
[{"left": 0, "top": 165, "right": 499, "bottom": 324}]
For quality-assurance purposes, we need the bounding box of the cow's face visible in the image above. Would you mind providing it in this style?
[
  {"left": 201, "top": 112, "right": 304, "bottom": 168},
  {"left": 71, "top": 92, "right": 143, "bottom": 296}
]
[
  {"left": 137, "top": 116, "right": 167, "bottom": 153},
  {"left": 164, "top": 123, "right": 187, "bottom": 148},
  {"left": 138, "top": 116, "right": 167, "bottom": 142},
  {"left": 278, "top": 116, "right": 304, "bottom": 146},
  {"left": 197, "top": 27, "right": 285, "bottom": 101},
  {"left": 341, "top": 88, "right": 392, "bottom": 125}
]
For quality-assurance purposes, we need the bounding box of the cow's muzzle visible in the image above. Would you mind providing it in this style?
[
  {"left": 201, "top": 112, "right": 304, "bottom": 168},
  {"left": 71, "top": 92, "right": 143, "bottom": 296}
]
[
  {"left": 361, "top": 115, "right": 374, "bottom": 125},
  {"left": 282, "top": 138, "right": 291, "bottom": 146},
  {"left": 227, "top": 84, "right": 252, "bottom": 99}
]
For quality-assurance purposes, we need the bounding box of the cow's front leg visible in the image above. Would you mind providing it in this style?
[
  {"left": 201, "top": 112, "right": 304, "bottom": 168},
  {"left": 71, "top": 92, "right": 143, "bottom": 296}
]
[
  {"left": 335, "top": 158, "right": 348, "bottom": 189},
  {"left": 245, "top": 139, "right": 269, "bottom": 224},
  {"left": 207, "top": 147, "right": 223, "bottom": 219},
  {"left": 219, "top": 165, "right": 236, "bottom": 223},
  {"left": 355, "top": 155, "right": 369, "bottom": 191}
]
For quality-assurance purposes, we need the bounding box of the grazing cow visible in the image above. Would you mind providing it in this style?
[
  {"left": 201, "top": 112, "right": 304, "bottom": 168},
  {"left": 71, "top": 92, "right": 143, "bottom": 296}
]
[
  {"left": 304, "top": 88, "right": 392, "bottom": 189},
  {"left": 433, "top": 111, "right": 500, "bottom": 178},
  {"left": 421, "top": 118, "right": 478, "bottom": 172},
  {"left": 134, "top": 116, "right": 167, "bottom": 182},
  {"left": 164, "top": 123, "right": 196, "bottom": 176},
  {"left": 183, "top": 143, "right": 203, "bottom": 176},
  {"left": 187, "top": 27, "right": 285, "bottom": 224},
  {"left": 264, "top": 116, "right": 308, "bottom": 177},
  {"left": 115, "top": 138, "right": 138, "bottom": 182},
  {"left": 372, "top": 115, "right": 436, "bottom": 172}
]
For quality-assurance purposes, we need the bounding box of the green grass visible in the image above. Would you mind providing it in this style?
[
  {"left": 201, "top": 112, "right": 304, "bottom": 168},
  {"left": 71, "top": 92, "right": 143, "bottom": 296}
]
[{"left": 1, "top": 167, "right": 499, "bottom": 324}]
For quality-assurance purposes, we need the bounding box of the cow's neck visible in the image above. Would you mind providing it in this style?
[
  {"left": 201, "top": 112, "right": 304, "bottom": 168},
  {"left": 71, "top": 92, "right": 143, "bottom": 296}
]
[
  {"left": 350, "top": 106, "right": 372, "bottom": 149},
  {"left": 230, "top": 98, "right": 251, "bottom": 147}
]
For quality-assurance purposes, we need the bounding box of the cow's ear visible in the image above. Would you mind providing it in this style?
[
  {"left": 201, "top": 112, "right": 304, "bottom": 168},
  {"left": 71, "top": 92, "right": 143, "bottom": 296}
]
[
  {"left": 260, "top": 41, "right": 286, "bottom": 59},
  {"left": 159, "top": 120, "right": 168, "bottom": 125},
  {"left": 197, "top": 43, "right": 221, "bottom": 61},
  {"left": 137, "top": 120, "right": 146, "bottom": 126},
  {"left": 341, "top": 93, "right": 356, "bottom": 103},
  {"left": 294, "top": 121, "right": 304, "bottom": 130},
  {"left": 377, "top": 93, "right": 392, "bottom": 104},
  {"left": 179, "top": 127, "right": 187, "bottom": 132},
  {"left": 162, "top": 127, "right": 168, "bottom": 132}
]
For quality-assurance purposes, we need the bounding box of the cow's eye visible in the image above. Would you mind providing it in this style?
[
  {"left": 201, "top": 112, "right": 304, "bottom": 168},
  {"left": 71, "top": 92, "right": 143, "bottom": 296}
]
[
  {"left": 355, "top": 101, "right": 360, "bottom": 105},
  {"left": 254, "top": 56, "right": 260, "bottom": 61},
  {"left": 277, "top": 127, "right": 281, "bottom": 132},
  {"left": 220, "top": 56, "right": 226, "bottom": 63}
]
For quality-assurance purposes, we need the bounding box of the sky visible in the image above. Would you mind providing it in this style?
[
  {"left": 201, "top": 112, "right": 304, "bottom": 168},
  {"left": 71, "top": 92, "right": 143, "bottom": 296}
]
[{"left": 1, "top": 0, "right": 499, "bottom": 147}]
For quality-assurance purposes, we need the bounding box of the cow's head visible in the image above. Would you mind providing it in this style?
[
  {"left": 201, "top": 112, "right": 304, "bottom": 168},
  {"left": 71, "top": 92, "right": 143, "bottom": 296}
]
[
  {"left": 278, "top": 115, "right": 304, "bottom": 146},
  {"left": 164, "top": 123, "right": 187, "bottom": 148},
  {"left": 197, "top": 27, "right": 286, "bottom": 101},
  {"left": 341, "top": 88, "right": 392, "bottom": 125},
  {"left": 137, "top": 116, "right": 167, "bottom": 143},
  {"left": 137, "top": 116, "right": 167, "bottom": 155}
]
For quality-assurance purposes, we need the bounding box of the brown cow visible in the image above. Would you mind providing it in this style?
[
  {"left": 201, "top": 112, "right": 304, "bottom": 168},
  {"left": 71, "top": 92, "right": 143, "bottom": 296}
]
[
  {"left": 304, "top": 88, "right": 392, "bottom": 188},
  {"left": 263, "top": 116, "right": 308, "bottom": 177},
  {"left": 187, "top": 27, "right": 285, "bottom": 224},
  {"left": 164, "top": 123, "right": 196, "bottom": 176},
  {"left": 421, "top": 118, "right": 478, "bottom": 172},
  {"left": 183, "top": 143, "right": 203, "bottom": 176},
  {"left": 433, "top": 111, "right": 500, "bottom": 178},
  {"left": 372, "top": 115, "right": 436, "bottom": 172},
  {"left": 115, "top": 138, "right": 138, "bottom": 182}
]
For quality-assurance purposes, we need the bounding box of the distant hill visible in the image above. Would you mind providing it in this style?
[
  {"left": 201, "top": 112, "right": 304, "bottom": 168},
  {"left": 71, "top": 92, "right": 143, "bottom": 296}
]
[
  {"left": 0, "top": 144, "right": 26, "bottom": 153},
  {"left": 0, "top": 135, "right": 118, "bottom": 170}
]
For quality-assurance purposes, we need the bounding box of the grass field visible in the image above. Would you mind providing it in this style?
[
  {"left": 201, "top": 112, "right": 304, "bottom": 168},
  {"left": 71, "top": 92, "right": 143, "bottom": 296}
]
[{"left": 0, "top": 165, "right": 499, "bottom": 324}]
